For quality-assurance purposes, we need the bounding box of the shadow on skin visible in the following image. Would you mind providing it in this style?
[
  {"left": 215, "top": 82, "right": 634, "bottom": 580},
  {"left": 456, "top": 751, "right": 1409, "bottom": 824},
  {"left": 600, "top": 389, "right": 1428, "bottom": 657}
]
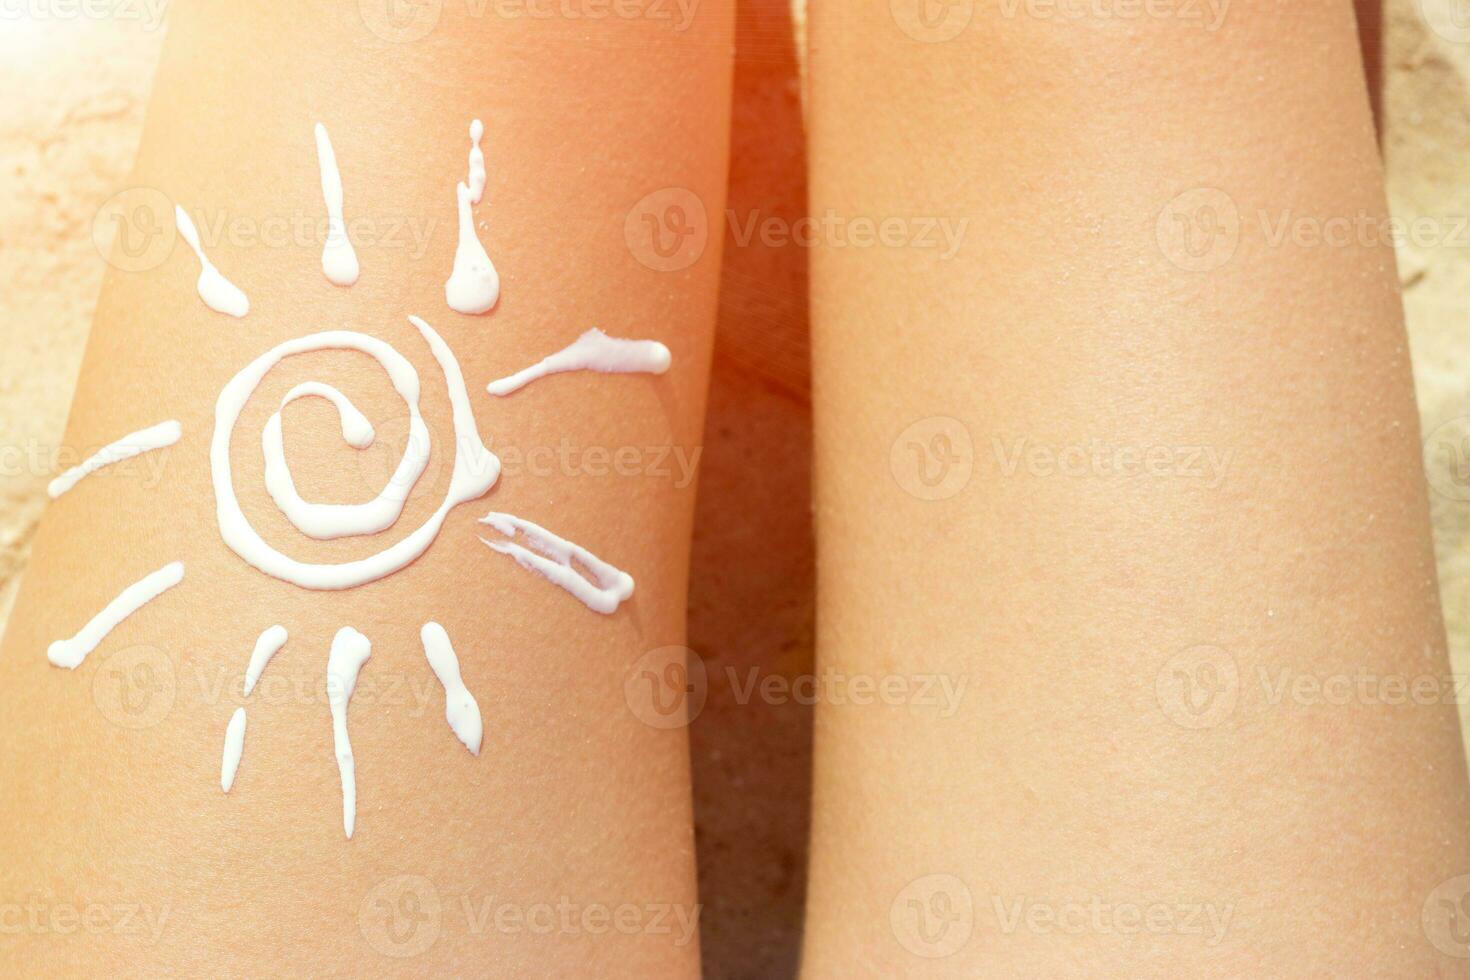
[{"left": 688, "top": 0, "right": 813, "bottom": 976}]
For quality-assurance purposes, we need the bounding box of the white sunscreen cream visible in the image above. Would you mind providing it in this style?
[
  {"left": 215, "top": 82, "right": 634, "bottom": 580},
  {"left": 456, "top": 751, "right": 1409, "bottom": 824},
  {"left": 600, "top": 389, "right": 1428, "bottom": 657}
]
[
  {"left": 221, "top": 707, "right": 247, "bottom": 793},
  {"left": 486, "top": 328, "right": 671, "bottom": 396},
  {"left": 47, "top": 419, "right": 181, "bottom": 499},
  {"left": 327, "top": 627, "right": 372, "bottom": 839},
  {"left": 445, "top": 180, "right": 499, "bottom": 314},
  {"left": 260, "top": 378, "right": 427, "bottom": 541},
  {"left": 421, "top": 622, "right": 483, "bottom": 756},
  {"left": 175, "top": 205, "right": 249, "bottom": 318},
  {"left": 47, "top": 561, "right": 185, "bottom": 669},
  {"left": 243, "top": 624, "right": 288, "bottom": 697},
  {"left": 211, "top": 316, "right": 499, "bottom": 589},
  {"left": 478, "top": 513, "right": 634, "bottom": 614},
  {"left": 314, "top": 123, "right": 360, "bottom": 287},
  {"left": 466, "top": 119, "right": 486, "bottom": 205}
]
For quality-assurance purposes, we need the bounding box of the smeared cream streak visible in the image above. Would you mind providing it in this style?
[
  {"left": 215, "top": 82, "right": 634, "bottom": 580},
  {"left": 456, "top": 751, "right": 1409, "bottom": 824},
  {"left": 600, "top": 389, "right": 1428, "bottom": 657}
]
[
  {"left": 421, "top": 622, "right": 483, "bottom": 755},
  {"left": 314, "top": 123, "right": 360, "bottom": 287},
  {"left": 47, "top": 419, "right": 181, "bottom": 499},
  {"left": 478, "top": 513, "right": 634, "bottom": 614},
  {"left": 445, "top": 180, "right": 499, "bottom": 315},
  {"left": 211, "top": 316, "right": 499, "bottom": 589},
  {"left": 486, "top": 328, "right": 671, "bottom": 396},
  {"left": 466, "top": 119, "right": 486, "bottom": 205},
  {"left": 327, "top": 627, "right": 371, "bottom": 839},
  {"left": 47, "top": 561, "right": 185, "bottom": 669},
  {"left": 221, "top": 707, "right": 247, "bottom": 793},
  {"left": 243, "top": 625, "right": 288, "bottom": 697},
  {"left": 175, "top": 205, "right": 249, "bottom": 318}
]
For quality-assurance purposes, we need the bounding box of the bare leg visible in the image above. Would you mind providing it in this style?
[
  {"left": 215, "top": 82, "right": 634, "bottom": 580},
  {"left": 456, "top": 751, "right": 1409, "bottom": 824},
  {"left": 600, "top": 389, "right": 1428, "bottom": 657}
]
[
  {"left": 0, "top": 1, "right": 730, "bottom": 973},
  {"left": 803, "top": 1, "right": 1470, "bottom": 974}
]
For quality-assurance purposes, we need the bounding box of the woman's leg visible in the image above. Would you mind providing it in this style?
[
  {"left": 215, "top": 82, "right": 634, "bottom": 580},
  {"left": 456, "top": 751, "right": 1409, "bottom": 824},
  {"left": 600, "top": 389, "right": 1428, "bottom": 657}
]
[
  {"left": 0, "top": 1, "right": 730, "bottom": 973},
  {"left": 803, "top": 1, "right": 1470, "bottom": 974}
]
